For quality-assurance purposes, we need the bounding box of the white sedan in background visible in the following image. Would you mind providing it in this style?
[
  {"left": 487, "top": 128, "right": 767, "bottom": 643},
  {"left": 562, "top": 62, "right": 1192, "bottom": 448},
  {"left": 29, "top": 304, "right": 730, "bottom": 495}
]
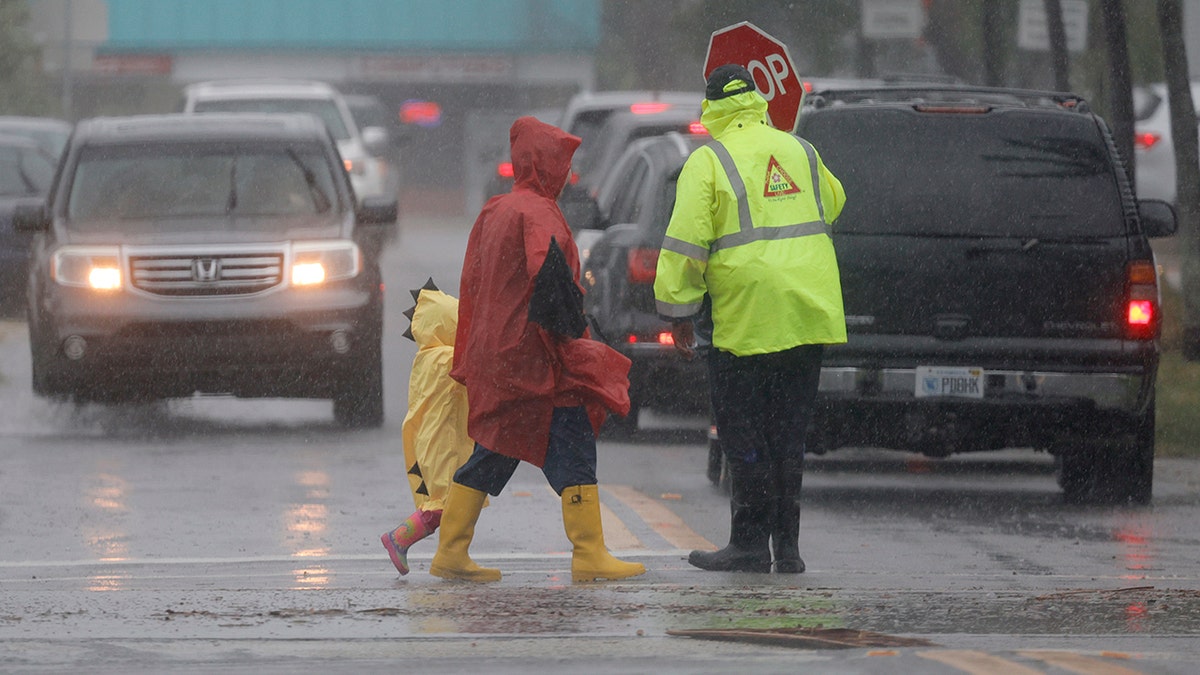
[{"left": 1133, "top": 81, "right": 1200, "bottom": 204}]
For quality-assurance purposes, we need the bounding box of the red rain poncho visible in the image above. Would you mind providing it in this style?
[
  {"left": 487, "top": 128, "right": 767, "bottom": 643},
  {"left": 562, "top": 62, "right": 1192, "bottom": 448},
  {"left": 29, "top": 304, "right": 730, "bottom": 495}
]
[{"left": 450, "top": 116, "right": 631, "bottom": 466}]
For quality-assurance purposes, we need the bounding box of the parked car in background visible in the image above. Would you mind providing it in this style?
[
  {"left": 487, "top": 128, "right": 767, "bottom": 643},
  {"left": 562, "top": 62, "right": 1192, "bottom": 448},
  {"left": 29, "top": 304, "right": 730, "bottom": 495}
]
[
  {"left": 181, "top": 80, "right": 394, "bottom": 210},
  {"left": 734, "top": 84, "right": 1174, "bottom": 505},
  {"left": 1132, "top": 81, "right": 1200, "bottom": 204},
  {"left": 577, "top": 132, "right": 711, "bottom": 434},
  {"left": 344, "top": 93, "right": 402, "bottom": 200},
  {"left": 0, "top": 135, "right": 57, "bottom": 315},
  {"left": 16, "top": 113, "right": 397, "bottom": 426},
  {"left": 0, "top": 116, "right": 73, "bottom": 160},
  {"left": 562, "top": 105, "right": 703, "bottom": 232}
]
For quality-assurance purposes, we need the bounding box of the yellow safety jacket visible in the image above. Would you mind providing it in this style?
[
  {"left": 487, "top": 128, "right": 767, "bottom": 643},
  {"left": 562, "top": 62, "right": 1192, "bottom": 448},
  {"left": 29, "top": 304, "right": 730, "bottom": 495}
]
[{"left": 654, "top": 89, "right": 848, "bottom": 356}]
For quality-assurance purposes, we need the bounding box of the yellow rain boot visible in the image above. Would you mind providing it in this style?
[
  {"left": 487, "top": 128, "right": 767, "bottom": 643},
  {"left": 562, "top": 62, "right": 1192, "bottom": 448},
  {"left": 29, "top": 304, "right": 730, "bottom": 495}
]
[
  {"left": 561, "top": 485, "right": 646, "bottom": 582},
  {"left": 429, "top": 483, "right": 501, "bottom": 582}
]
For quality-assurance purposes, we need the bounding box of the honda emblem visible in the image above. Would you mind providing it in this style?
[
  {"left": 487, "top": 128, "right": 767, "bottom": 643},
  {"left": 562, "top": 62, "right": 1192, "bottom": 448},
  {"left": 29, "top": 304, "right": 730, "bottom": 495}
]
[{"left": 192, "top": 258, "right": 221, "bottom": 282}]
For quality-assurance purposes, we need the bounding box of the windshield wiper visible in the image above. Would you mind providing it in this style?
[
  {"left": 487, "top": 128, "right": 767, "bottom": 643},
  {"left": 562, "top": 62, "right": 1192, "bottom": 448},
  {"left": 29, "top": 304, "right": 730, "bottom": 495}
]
[{"left": 286, "top": 149, "right": 331, "bottom": 213}]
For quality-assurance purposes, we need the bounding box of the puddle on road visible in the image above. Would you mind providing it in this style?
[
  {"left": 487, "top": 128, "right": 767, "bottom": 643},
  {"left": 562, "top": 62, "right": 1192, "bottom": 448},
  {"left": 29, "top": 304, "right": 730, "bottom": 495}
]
[{"left": 138, "top": 585, "right": 1200, "bottom": 637}]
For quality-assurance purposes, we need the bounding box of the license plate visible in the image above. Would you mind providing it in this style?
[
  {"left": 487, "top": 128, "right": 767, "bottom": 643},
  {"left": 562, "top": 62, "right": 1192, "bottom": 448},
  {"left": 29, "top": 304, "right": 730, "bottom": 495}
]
[{"left": 915, "top": 366, "right": 984, "bottom": 399}]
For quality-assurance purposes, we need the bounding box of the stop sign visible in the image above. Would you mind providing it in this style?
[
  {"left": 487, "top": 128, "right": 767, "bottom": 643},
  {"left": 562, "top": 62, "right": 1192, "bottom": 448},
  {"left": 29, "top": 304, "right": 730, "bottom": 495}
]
[{"left": 704, "top": 22, "right": 803, "bottom": 133}]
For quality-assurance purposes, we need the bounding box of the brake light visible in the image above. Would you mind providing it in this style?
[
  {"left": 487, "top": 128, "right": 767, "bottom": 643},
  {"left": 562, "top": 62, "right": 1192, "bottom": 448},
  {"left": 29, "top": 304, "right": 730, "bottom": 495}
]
[
  {"left": 689, "top": 121, "right": 708, "bottom": 135},
  {"left": 627, "top": 247, "right": 659, "bottom": 284},
  {"left": 1125, "top": 261, "right": 1159, "bottom": 339},
  {"left": 1128, "top": 300, "right": 1153, "bottom": 325},
  {"left": 569, "top": 171, "right": 580, "bottom": 185},
  {"left": 1134, "top": 132, "right": 1161, "bottom": 151},
  {"left": 497, "top": 161, "right": 514, "bottom": 178},
  {"left": 625, "top": 331, "right": 674, "bottom": 345},
  {"left": 630, "top": 102, "right": 672, "bottom": 114},
  {"left": 802, "top": 81, "right": 814, "bottom": 93}
]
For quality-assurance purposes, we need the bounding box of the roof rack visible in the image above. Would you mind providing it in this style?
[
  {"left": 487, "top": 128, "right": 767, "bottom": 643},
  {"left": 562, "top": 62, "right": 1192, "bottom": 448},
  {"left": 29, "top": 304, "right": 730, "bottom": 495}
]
[{"left": 805, "top": 85, "right": 1089, "bottom": 113}]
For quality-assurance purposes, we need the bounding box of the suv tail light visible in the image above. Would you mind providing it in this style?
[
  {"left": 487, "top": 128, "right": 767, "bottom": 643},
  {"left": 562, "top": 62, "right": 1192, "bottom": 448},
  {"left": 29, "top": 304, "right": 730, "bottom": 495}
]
[
  {"left": 627, "top": 247, "right": 659, "bottom": 284},
  {"left": 1125, "top": 261, "right": 1160, "bottom": 340},
  {"left": 496, "top": 161, "right": 514, "bottom": 178}
]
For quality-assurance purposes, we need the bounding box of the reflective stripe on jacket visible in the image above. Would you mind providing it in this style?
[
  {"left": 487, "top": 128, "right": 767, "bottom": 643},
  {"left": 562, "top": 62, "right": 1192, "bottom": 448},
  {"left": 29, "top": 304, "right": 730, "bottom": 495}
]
[{"left": 653, "top": 90, "right": 848, "bottom": 356}]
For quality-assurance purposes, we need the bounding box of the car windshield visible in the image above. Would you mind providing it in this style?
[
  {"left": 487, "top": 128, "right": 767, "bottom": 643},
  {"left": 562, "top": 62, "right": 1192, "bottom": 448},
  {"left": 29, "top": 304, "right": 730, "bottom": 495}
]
[
  {"left": 0, "top": 145, "right": 55, "bottom": 196},
  {"left": 0, "top": 126, "right": 70, "bottom": 158},
  {"left": 66, "top": 142, "right": 338, "bottom": 227},
  {"left": 801, "top": 108, "right": 1125, "bottom": 238},
  {"left": 192, "top": 98, "right": 351, "bottom": 140}
]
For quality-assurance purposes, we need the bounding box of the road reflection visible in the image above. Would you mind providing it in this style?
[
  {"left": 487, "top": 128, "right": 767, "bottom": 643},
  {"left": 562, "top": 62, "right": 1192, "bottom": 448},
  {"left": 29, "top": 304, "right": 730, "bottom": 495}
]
[
  {"left": 285, "top": 468, "right": 331, "bottom": 587},
  {"left": 84, "top": 470, "right": 129, "bottom": 564}
]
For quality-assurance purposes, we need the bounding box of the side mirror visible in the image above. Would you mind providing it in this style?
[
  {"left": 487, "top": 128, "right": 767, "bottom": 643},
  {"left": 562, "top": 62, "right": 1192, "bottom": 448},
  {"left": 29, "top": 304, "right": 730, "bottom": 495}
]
[
  {"left": 1138, "top": 199, "right": 1177, "bottom": 238},
  {"left": 575, "top": 228, "right": 605, "bottom": 268},
  {"left": 356, "top": 196, "right": 398, "bottom": 226},
  {"left": 360, "top": 126, "right": 390, "bottom": 156},
  {"left": 12, "top": 199, "right": 50, "bottom": 232}
]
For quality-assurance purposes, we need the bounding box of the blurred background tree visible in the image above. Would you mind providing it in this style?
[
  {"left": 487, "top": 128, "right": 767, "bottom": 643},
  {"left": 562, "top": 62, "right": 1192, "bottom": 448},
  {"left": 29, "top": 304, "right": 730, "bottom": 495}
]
[{"left": 0, "top": 0, "right": 56, "bottom": 115}]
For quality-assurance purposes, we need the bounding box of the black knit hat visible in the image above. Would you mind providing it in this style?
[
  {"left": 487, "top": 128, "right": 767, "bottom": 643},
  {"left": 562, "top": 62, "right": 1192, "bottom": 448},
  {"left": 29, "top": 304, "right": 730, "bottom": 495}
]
[{"left": 705, "top": 63, "right": 756, "bottom": 100}]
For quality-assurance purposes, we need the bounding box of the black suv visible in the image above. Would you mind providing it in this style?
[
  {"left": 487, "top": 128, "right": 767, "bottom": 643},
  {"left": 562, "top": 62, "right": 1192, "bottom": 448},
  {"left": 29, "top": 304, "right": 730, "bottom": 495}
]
[
  {"left": 779, "top": 86, "right": 1176, "bottom": 503},
  {"left": 16, "top": 113, "right": 396, "bottom": 427}
]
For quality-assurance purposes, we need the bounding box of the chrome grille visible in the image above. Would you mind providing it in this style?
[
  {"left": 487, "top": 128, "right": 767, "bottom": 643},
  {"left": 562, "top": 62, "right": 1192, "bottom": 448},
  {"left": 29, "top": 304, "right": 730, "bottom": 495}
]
[{"left": 130, "top": 253, "right": 284, "bottom": 296}]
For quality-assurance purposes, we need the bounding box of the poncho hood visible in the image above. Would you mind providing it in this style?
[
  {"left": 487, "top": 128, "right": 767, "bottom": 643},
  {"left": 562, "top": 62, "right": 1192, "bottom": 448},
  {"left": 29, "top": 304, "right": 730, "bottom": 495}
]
[
  {"left": 510, "top": 116, "right": 581, "bottom": 199},
  {"left": 411, "top": 288, "right": 459, "bottom": 349}
]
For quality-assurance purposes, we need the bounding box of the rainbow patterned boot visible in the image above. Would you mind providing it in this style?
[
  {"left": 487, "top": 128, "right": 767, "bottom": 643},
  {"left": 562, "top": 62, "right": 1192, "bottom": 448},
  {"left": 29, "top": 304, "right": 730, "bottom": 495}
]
[{"left": 381, "top": 509, "right": 442, "bottom": 575}]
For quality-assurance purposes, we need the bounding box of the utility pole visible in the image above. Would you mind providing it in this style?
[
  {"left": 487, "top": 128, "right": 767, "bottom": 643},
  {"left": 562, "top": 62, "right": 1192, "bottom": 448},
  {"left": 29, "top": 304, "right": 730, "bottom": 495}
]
[
  {"left": 1101, "top": 0, "right": 1134, "bottom": 186},
  {"left": 1044, "top": 0, "right": 1070, "bottom": 91},
  {"left": 61, "top": 0, "right": 73, "bottom": 120}
]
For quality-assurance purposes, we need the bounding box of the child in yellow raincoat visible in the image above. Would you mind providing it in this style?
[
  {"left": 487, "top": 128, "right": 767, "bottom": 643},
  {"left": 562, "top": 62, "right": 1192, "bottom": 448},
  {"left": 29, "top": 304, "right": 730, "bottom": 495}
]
[{"left": 381, "top": 281, "right": 479, "bottom": 575}]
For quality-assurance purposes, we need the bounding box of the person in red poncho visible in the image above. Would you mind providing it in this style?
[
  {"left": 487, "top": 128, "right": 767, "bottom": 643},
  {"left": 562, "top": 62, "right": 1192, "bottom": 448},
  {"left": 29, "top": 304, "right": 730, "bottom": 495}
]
[{"left": 429, "top": 116, "right": 645, "bottom": 583}]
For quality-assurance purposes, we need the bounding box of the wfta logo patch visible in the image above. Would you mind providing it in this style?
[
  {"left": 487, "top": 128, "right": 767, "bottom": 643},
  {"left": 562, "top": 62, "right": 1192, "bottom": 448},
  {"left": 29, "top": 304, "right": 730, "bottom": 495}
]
[{"left": 763, "top": 155, "right": 801, "bottom": 197}]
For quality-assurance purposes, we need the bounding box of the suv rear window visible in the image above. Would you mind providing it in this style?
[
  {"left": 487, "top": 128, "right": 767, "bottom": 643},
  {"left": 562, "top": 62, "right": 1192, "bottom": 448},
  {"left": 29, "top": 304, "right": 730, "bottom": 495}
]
[
  {"left": 802, "top": 108, "right": 1125, "bottom": 238},
  {"left": 193, "top": 98, "right": 351, "bottom": 140},
  {"left": 66, "top": 142, "right": 338, "bottom": 227}
]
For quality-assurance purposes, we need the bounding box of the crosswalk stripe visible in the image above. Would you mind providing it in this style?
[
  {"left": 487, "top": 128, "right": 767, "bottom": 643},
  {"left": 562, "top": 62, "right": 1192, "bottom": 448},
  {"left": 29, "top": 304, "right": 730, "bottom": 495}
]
[
  {"left": 1018, "top": 650, "right": 1142, "bottom": 675},
  {"left": 917, "top": 650, "right": 1042, "bottom": 675},
  {"left": 602, "top": 485, "right": 715, "bottom": 552}
]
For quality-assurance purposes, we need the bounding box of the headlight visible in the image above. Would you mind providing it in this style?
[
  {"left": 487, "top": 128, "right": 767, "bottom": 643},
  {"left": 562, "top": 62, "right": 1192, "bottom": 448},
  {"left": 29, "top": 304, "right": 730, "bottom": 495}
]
[
  {"left": 52, "top": 246, "right": 122, "bottom": 290},
  {"left": 291, "top": 240, "right": 361, "bottom": 286}
]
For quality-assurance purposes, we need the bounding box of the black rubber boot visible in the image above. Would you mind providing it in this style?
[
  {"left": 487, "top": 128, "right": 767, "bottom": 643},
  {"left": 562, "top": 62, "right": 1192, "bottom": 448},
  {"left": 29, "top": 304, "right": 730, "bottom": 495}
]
[
  {"left": 772, "top": 458, "right": 805, "bottom": 574},
  {"left": 688, "top": 460, "right": 772, "bottom": 572}
]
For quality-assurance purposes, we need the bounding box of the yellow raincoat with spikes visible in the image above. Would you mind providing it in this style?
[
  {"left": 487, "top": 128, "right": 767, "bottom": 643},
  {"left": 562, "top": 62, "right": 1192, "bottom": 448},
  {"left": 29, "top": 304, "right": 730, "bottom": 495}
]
[{"left": 402, "top": 289, "right": 480, "bottom": 512}]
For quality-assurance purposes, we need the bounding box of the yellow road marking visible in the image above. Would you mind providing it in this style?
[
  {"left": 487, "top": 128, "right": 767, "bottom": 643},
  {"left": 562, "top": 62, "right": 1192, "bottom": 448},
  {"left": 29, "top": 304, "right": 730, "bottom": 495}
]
[
  {"left": 1019, "top": 650, "right": 1142, "bottom": 675},
  {"left": 917, "top": 650, "right": 1042, "bottom": 675},
  {"left": 602, "top": 484, "right": 716, "bottom": 551}
]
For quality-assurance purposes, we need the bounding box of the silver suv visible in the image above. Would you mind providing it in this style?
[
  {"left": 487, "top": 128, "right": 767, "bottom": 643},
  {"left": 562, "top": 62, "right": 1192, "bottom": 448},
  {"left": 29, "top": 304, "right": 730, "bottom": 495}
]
[
  {"left": 15, "top": 113, "right": 396, "bottom": 427},
  {"left": 182, "top": 79, "right": 394, "bottom": 206}
]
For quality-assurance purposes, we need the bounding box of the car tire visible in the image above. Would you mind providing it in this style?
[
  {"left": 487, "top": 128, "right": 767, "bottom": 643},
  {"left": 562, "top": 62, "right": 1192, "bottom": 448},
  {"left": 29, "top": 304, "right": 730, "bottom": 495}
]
[
  {"left": 1058, "top": 398, "right": 1154, "bottom": 505},
  {"left": 28, "top": 320, "right": 68, "bottom": 400},
  {"left": 333, "top": 352, "right": 384, "bottom": 428}
]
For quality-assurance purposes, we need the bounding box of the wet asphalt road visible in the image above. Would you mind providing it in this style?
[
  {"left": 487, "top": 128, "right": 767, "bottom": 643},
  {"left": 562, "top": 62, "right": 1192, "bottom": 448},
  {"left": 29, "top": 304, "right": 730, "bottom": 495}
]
[{"left": 1, "top": 216, "right": 1199, "bottom": 673}]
